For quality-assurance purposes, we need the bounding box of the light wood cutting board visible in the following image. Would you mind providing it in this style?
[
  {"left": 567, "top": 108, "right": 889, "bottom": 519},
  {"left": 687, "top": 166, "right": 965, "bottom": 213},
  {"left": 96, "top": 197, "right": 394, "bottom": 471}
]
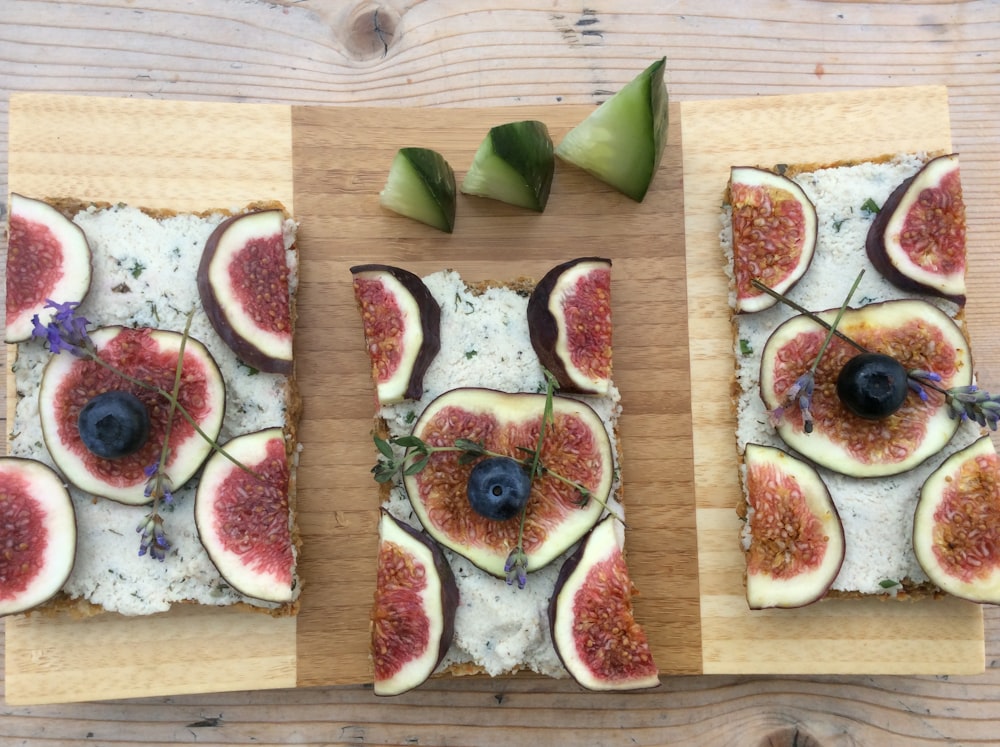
[
  {"left": 681, "top": 85, "right": 985, "bottom": 674},
  {"left": 4, "top": 86, "right": 985, "bottom": 704}
]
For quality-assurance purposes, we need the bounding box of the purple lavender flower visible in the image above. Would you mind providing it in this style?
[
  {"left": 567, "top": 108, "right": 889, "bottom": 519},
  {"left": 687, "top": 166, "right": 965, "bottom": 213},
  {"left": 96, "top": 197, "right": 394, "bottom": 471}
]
[
  {"left": 136, "top": 511, "right": 170, "bottom": 561},
  {"left": 769, "top": 371, "right": 815, "bottom": 433},
  {"left": 30, "top": 299, "right": 93, "bottom": 357},
  {"left": 504, "top": 547, "right": 529, "bottom": 590}
]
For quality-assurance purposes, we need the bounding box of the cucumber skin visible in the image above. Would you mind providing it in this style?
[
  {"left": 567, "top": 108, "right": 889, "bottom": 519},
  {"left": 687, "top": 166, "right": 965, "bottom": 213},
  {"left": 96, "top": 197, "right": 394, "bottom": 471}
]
[
  {"left": 381, "top": 147, "right": 457, "bottom": 233},
  {"left": 461, "top": 120, "right": 554, "bottom": 212},
  {"left": 556, "top": 57, "right": 668, "bottom": 202}
]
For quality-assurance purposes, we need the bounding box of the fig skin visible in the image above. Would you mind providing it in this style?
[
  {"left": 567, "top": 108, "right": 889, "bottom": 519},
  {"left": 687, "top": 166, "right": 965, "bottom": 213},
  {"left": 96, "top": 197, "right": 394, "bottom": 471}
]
[
  {"left": 194, "top": 427, "right": 297, "bottom": 604},
  {"left": 913, "top": 435, "right": 1000, "bottom": 604},
  {"left": 527, "top": 257, "right": 613, "bottom": 395},
  {"left": 742, "top": 443, "right": 845, "bottom": 610},
  {"left": 729, "top": 167, "right": 818, "bottom": 314},
  {"left": 548, "top": 515, "right": 659, "bottom": 691},
  {"left": 403, "top": 387, "right": 612, "bottom": 577},
  {"left": 350, "top": 264, "right": 442, "bottom": 404},
  {"left": 865, "top": 154, "right": 967, "bottom": 306},
  {"left": 5, "top": 193, "right": 93, "bottom": 343},
  {"left": 198, "top": 209, "right": 294, "bottom": 374},
  {"left": 0, "top": 457, "right": 77, "bottom": 617},
  {"left": 372, "top": 509, "right": 459, "bottom": 696},
  {"left": 39, "top": 325, "right": 228, "bottom": 505},
  {"left": 760, "top": 299, "right": 972, "bottom": 478}
]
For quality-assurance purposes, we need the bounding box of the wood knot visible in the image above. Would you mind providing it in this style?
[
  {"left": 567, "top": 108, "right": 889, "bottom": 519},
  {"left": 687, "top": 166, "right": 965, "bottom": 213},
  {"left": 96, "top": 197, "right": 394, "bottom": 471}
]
[
  {"left": 338, "top": 2, "right": 400, "bottom": 61},
  {"left": 758, "top": 726, "right": 826, "bottom": 747}
]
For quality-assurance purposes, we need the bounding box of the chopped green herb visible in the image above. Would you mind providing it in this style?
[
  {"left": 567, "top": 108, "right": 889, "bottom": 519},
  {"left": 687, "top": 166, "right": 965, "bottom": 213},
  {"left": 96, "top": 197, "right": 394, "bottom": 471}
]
[
  {"left": 465, "top": 349, "right": 478, "bottom": 360},
  {"left": 131, "top": 261, "right": 145, "bottom": 278},
  {"left": 404, "top": 410, "right": 416, "bottom": 424},
  {"left": 739, "top": 338, "right": 753, "bottom": 356},
  {"left": 861, "top": 197, "right": 880, "bottom": 215},
  {"left": 879, "top": 579, "right": 900, "bottom": 589},
  {"left": 832, "top": 218, "right": 846, "bottom": 232}
]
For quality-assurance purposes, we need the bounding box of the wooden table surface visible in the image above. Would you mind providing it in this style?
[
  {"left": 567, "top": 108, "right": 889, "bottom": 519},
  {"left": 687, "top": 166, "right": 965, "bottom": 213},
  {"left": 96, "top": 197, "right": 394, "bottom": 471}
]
[{"left": 3, "top": 1, "right": 1000, "bottom": 744}]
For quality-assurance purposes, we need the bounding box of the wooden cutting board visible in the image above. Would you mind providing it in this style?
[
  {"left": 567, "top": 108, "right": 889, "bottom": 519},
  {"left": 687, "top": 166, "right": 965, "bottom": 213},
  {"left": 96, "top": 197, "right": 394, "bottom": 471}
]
[
  {"left": 681, "top": 85, "right": 985, "bottom": 674},
  {"left": 4, "top": 86, "right": 984, "bottom": 704}
]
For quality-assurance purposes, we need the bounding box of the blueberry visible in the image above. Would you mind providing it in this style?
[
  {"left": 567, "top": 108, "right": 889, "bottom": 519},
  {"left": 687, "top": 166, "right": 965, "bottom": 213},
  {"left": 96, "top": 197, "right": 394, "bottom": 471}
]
[
  {"left": 466, "top": 457, "right": 532, "bottom": 521},
  {"left": 78, "top": 390, "right": 151, "bottom": 459},
  {"left": 836, "top": 352, "right": 909, "bottom": 420}
]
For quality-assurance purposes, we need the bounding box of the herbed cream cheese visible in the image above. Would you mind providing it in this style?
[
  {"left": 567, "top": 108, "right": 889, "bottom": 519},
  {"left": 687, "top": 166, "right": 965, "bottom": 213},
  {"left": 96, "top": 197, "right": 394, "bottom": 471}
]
[
  {"left": 9, "top": 204, "right": 298, "bottom": 615},
  {"left": 723, "top": 154, "right": 981, "bottom": 595},
  {"left": 378, "top": 269, "right": 622, "bottom": 678}
]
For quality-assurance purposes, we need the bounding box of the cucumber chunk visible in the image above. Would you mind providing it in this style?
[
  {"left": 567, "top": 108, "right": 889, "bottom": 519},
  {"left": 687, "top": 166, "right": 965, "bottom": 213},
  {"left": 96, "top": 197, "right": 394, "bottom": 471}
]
[
  {"left": 461, "top": 120, "right": 555, "bottom": 212},
  {"left": 555, "top": 57, "right": 668, "bottom": 202},
  {"left": 380, "top": 147, "right": 457, "bottom": 233}
]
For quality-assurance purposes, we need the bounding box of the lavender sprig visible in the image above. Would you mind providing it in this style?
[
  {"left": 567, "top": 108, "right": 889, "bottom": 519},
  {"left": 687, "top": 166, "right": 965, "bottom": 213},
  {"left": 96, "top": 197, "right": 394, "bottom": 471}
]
[{"left": 752, "top": 281, "right": 1000, "bottom": 432}]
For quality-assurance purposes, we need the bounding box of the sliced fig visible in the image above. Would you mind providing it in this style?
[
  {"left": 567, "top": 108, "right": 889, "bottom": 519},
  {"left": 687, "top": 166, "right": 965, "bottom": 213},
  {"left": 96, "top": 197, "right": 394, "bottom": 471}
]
[
  {"left": 38, "top": 326, "right": 227, "bottom": 505},
  {"left": 528, "top": 257, "right": 613, "bottom": 395},
  {"left": 403, "top": 388, "right": 612, "bottom": 577},
  {"left": 729, "top": 167, "right": 818, "bottom": 313},
  {"left": 742, "top": 443, "right": 845, "bottom": 609},
  {"left": 198, "top": 209, "right": 294, "bottom": 373},
  {"left": 5, "top": 193, "right": 92, "bottom": 343},
  {"left": 371, "top": 509, "right": 458, "bottom": 696},
  {"left": 761, "top": 299, "right": 972, "bottom": 477},
  {"left": 913, "top": 435, "right": 1000, "bottom": 604},
  {"left": 866, "top": 154, "right": 967, "bottom": 305},
  {"left": 549, "top": 515, "right": 659, "bottom": 690},
  {"left": 0, "top": 457, "right": 77, "bottom": 617},
  {"left": 195, "top": 427, "right": 296, "bottom": 603},
  {"left": 351, "top": 264, "right": 441, "bottom": 405}
]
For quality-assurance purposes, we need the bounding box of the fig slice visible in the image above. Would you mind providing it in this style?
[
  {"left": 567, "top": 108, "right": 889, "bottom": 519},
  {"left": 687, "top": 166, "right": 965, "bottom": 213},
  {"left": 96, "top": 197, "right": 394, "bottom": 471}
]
[
  {"left": 549, "top": 515, "right": 659, "bottom": 690},
  {"left": 195, "top": 427, "right": 297, "bottom": 603},
  {"left": 527, "top": 257, "right": 613, "bottom": 395},
  {"left": 742, "top": 443, "right": 845, "bottom": 609},
  {"left": 371, "top": 509, "right": 458, "bottom": 696},
  {"left": 39, "top": 326, "right": 227, "bottom": 505},
  {"left": 866, "top": 154, "right": 967, "bottom": 305},
  {"left": 913, "top": 434, "right": 1000, "bottom": 604},
  {"left": 761, "top": 299, "right": 972, "bottom": 477},
  {"left": 351, "top": 264, "right": 441, "bottom": 405},
  {"left": 729, "top": 167, "right": 818, "bottom": 313},
  {"left": 403, "top": 388, "right": 612, "bottom": 577},
  {"left": 5, "top": 193, "right": 92, "bottom": 343},
  {"left": 198, "top": 209, "right": 294, "bottom": 374},
  {"left": 0, "top": 457, "right": 77, "bottom": 617}
]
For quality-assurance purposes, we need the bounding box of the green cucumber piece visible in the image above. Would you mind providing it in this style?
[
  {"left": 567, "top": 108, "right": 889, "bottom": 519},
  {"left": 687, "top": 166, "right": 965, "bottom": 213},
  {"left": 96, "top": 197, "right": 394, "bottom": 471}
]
[
  {"left": 460, "top": 120, "right": 555, "bottom": 212},
  {"left": 380, "top": 147, "right": 457, "bottom": 233},
  {"left": 555, "top": 57, "right": 668, "bottom": 202}
]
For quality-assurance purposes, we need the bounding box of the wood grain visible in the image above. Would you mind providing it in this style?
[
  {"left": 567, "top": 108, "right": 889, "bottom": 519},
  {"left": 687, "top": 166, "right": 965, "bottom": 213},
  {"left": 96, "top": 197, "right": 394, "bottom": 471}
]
[{"left": 3, "top": 0, "right": 1000, "bottom": 744}]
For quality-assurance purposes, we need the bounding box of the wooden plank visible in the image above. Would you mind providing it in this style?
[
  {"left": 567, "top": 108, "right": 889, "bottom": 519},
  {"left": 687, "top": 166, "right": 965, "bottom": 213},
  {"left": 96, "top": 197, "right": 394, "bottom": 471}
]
[
  {"left": 5, "top": 94, "right": 298, "bottom": 705},
  {"left": 288, "top": 101, "right": 702, "bottom": 686},
  {"left": 681, "top": 85, "right": 986, "bottom": 675}
]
